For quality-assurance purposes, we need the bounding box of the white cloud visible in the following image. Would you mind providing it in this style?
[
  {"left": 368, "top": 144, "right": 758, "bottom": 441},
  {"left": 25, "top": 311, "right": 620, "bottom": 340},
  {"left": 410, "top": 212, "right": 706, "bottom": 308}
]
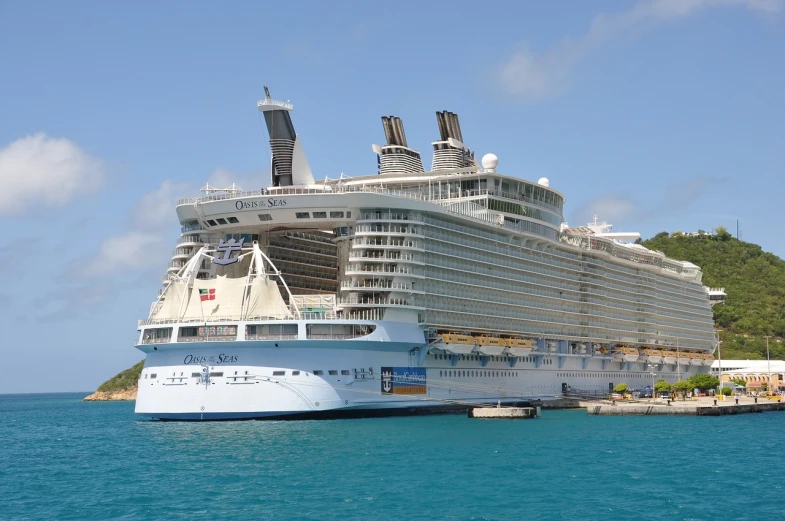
[
  {"left": 82, "top": 230, "right": 167, "bottom": 276},
  {"left": 494, "top": 0, "right": 781, "bottom": 103},
  {"left": 571, "top": 194, "right": 641, "bottom": 226},
  {"left": 131, "top": 180, "right": 189, "bottom": 230},
  {"left": 0, "top": 133, "right": 104, "bottom": 214},
  {"left": 206, "top": 167, "right": 267, "bottom": 193}
]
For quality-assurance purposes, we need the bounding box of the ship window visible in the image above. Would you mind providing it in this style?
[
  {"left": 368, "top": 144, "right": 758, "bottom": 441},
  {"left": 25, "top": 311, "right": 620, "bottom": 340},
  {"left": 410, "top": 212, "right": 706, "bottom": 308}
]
[
  {"left": 341, "top": 370, "right": 350, "bottom": 375},
  {"left": 328, "top": 370, "right": 338, "bottom": 375},
  {"left": 330, "top": 211, "right": 344, "bottom": 218},
  {"left": 313, "top": 211, "right": 327, "bottom": 218},
  {"left": 292, "top": 371, "right": 300, "bottom": 376},
  {"left": 207, "top": 220, "right": 217, "bottom": 226},
  {"left": 216, "top": 218, "right": 228, "bottom": 225},
  {"left": 258, "top": 213, "right": 272, "bottom": 221},
  {"left": 272, "top": 371, "right": 285, "bottom": 376},
  {"left": 296, "top": 212, "right": 310, "bottom": 219},
  {"left": 209, "top": 372, "right": 223, "bottom": 377},
  {"left": 347, "top": 211, "right": 352, "bottom": 218},
  {"left": 191, "top": 373, "right": 201, "bottom": 377},
  {"left": 150, "top": 373, "right": 157, "bottom": 379},
  {"left": 227, "top": 216, "right": 239, "bottom": 223},
  {"left": 314, "top": 370, "right": 324, "bottom": 375}
]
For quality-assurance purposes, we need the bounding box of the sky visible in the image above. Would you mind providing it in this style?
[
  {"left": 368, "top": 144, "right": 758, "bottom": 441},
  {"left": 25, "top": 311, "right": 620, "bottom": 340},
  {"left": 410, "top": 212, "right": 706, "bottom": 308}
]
[{"left": 0, "top": 0, "right": 783, "bottom": 393}]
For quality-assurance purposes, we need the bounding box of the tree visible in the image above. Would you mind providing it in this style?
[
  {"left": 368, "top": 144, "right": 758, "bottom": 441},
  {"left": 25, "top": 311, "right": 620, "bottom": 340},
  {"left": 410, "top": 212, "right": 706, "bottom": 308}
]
[
  {"left": 688, "top": 373, "right": 719, "bottom": 391},
  {"left": 613, "top": 383, "right": 629, "bottom": 394},
  {"left": 671, "top": 380, "right": 693, "bottom": 396},
  {"left": 654, "top": 379, "right": 672, "bottom": 394},
  {"left": 714, "top": 225, "right": 732, "bottom": 241},
  {"left": 730, "top": 378, "right": 746, "bottom": 387},
  {"left": 721, "top": 387, "right": 732, "bottom": 396}
]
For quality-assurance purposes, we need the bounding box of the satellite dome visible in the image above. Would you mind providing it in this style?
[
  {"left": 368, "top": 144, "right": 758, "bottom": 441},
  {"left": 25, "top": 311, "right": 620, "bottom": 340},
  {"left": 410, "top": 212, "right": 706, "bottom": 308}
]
[
  {"left": 537, "top": 177, "right": 550, "bottom": 187},
  {"left": 481, "top": 153, "right": 498, "bottom": 172}
]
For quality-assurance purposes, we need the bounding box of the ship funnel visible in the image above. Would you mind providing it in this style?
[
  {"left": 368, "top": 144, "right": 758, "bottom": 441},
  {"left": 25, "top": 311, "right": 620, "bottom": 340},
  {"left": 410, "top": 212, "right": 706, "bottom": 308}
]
[
  {"left": 373, "top": 116, "right": 424, "bottom": 175},
  {"left": 257, "top": 87, "right": 315, "bottom": 187},
  {"left": 432, "top": 111, "right": 475, "bottom": 171}
]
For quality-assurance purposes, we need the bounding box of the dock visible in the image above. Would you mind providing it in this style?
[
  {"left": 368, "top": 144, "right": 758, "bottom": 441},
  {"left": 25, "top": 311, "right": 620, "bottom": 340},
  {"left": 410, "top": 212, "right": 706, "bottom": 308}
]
[
  {"left": 469, "top": 406, "right": 541, "bottom": 419},
  {"left": 582, "top": 396, "right": 785, "bottom": 416}
]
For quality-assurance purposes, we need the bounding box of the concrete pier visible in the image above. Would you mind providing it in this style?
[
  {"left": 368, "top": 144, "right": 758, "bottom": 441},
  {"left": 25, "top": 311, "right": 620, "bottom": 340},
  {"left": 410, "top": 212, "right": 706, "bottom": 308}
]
[
  {"left": 469, "top": 406, "right": 540, "bottom": 419},
  {"left": 583, "top": 396, "right": 785, "bottom": 416}
]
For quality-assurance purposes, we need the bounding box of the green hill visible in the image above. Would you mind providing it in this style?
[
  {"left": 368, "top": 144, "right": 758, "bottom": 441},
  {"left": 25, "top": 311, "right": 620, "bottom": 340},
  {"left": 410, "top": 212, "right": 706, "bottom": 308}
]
[
  {"left": 642, "top": 228, "right": 785, "bottom": 361},
  {"left": 97, "top": 360, "right": 144, "bottom": 393}
]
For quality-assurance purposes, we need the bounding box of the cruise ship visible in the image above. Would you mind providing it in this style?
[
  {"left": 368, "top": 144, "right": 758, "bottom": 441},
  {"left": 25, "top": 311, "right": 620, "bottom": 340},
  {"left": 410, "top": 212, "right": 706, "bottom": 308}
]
[{"left": 134, "top": 88, "right": 725, "bottom": 420}]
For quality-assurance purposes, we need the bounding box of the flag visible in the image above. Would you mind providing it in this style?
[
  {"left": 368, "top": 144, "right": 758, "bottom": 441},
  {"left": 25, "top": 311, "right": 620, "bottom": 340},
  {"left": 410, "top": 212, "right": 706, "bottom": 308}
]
[{"left": 199, "top": 288, "right": 215, "bottom": 301}]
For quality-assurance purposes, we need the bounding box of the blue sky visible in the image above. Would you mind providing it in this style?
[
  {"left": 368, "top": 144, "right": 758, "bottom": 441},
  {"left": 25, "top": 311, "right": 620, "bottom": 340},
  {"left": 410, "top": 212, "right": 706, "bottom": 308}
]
[{"left": 0, "top": 0, "right": 783, "bottom": 393}]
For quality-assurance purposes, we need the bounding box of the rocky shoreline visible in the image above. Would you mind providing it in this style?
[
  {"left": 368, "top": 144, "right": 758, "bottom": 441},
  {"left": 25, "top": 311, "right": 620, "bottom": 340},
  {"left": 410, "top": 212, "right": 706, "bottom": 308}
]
[{"left": 83, "top": 389, "right": 137, "bottom": 401}]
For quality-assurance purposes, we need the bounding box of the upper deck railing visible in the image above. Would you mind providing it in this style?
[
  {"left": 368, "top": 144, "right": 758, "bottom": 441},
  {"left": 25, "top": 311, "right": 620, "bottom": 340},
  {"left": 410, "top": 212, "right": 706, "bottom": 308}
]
[{"left": 175, "top": 185, "right": 562, "bottom": 215}]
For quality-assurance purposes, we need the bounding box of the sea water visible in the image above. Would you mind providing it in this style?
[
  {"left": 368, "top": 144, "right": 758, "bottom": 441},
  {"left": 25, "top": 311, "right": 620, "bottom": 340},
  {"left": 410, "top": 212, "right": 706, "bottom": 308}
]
[{"left": 0, "top": 393, "right": 782, "bottom": 521}]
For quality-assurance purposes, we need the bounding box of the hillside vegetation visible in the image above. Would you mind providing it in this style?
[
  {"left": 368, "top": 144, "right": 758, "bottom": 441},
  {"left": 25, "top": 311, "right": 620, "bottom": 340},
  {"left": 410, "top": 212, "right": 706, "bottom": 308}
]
[
  {"left": 96, "top": 360, "right": 144, "bottom": 393},
  {"left": 642, "top": 227, "right": 785, "bottom": 361}
]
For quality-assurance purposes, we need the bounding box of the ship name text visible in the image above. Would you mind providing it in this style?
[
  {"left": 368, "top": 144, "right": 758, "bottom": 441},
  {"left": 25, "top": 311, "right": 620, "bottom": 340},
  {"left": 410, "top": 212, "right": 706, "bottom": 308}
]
[
  {"left": 235, "top": 198, "right": 287, "bottom": 211},
  {"left": 183, "top": 354, "right": 239, "bottom": 365}
]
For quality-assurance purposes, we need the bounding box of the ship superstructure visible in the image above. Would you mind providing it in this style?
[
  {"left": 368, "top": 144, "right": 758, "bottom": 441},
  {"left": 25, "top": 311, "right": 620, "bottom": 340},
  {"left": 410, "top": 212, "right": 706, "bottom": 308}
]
[{"left": 135, "top": 89, "right": 723, "bottom": 420}]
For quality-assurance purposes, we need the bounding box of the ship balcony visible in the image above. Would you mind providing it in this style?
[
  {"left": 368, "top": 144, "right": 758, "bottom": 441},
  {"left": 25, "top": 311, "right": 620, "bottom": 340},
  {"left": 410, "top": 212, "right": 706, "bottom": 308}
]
[
  {"left": 181, "top": 223, "right": 206, "bottom": 233},
  {"left": 344, "top": 268, "right": 424, "bottom": 278},
  {"left": 358, "top": 214, "right": 423, "bottom": 223},
  {"left": 351, "top": 239, "right": 422, "bottom": 249},
  {"left": 338, "top": 297, "right": 424, "bottom": 309},
  {"left": 348, "top": 252, "right": 420, "bottom": 262},
  {"left": 354, "top": 228, "right": 422, "bottom": 236},
  {"left": 340, "top": 281, "right": 424, "bottom": 293},
  {"left": 177, "top": 235, "right": 208, "bottom": 246}
]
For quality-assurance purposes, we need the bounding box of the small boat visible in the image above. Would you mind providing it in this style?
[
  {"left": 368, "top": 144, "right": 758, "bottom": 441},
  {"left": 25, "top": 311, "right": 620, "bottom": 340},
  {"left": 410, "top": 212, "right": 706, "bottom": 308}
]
[
  {"left": 662, "top": 350, "right": 677, "bottom": 365},
  {"left": 436, "top": 333, "right": 475, "bottom": 355},
  {"left": 640, "top": 348, "right": 663, "bottom": 365},
  {"left": 505, "top": 338, "right": 533, "bottom": 357},
  {"left": 677, "top": 352, "right": 691, "bottom": 367},
  {"left": 613, "top": 346, "right": 639, "bottom": 362},
  {"left": 475, "top": 336, "right": 506, "bottom": 356}
]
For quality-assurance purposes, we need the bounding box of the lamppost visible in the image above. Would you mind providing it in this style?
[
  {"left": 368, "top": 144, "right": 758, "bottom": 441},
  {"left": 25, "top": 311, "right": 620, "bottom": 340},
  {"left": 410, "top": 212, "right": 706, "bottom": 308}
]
[
  {"left": 675, "top": 337, "right": 681, "bottom": 381},
  {"left": 649, "top": 364, "right": 658, "bottom": 399},
  {"left": 765, "top": 335, "right": 772, "bottom": 395}
]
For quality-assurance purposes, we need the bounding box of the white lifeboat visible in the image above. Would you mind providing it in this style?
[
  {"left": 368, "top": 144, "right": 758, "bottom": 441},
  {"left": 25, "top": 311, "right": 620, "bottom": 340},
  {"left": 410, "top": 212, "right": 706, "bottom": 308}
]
[
  {"left": 436, "top": 333, "right": 475, "bottom": 355},
  {"left": 662, "top": 350, "right": 677, "bottom": 365},
  {"left": 505, "top": 338, "right": 533, "bottom": 357},
  {"left": 475, "top": 336, "right": 506, "bottom": 356}
]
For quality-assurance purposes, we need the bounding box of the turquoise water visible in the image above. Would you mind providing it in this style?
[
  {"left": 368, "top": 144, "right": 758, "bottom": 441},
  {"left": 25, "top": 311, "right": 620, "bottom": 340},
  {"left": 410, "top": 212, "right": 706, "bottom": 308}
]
[{"left": 1, "top": 393, "right": 782, "bottom": 520}]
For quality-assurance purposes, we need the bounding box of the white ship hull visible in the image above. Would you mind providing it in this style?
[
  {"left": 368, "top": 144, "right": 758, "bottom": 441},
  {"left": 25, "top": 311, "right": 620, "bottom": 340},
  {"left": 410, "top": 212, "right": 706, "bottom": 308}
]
[{"left": 134, "top": 323, "right": 707, "bottom": 421}]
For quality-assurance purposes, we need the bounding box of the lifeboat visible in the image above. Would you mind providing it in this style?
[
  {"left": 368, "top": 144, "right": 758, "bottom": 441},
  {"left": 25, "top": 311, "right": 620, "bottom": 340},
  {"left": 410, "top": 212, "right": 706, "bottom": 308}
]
[
  {"left": 688, "top": 352, "right": 704, "bottom": 366},
  {"left": 475, "top": 336, "right": 506, "bottom": 356},
  {"left": 677, "top": 352, "right": 691, "bottom": 367},
  {"left": 640, "top": 349, "right": 663, "bottom": 364},
  {"left": 612, "top": 346, "right": 639, "bottom": 362},
  {"left": 702, "top": 353, "right": 715, "bottom": 366},
  {"left": 436, "top": 334, "right": 475, "bottom": 355},
  {"left": 505, "top": 338, "right": 533, "bottom": 357},
  {"left": 662, "top": 350, "right": 677, "bottom": 365}
]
